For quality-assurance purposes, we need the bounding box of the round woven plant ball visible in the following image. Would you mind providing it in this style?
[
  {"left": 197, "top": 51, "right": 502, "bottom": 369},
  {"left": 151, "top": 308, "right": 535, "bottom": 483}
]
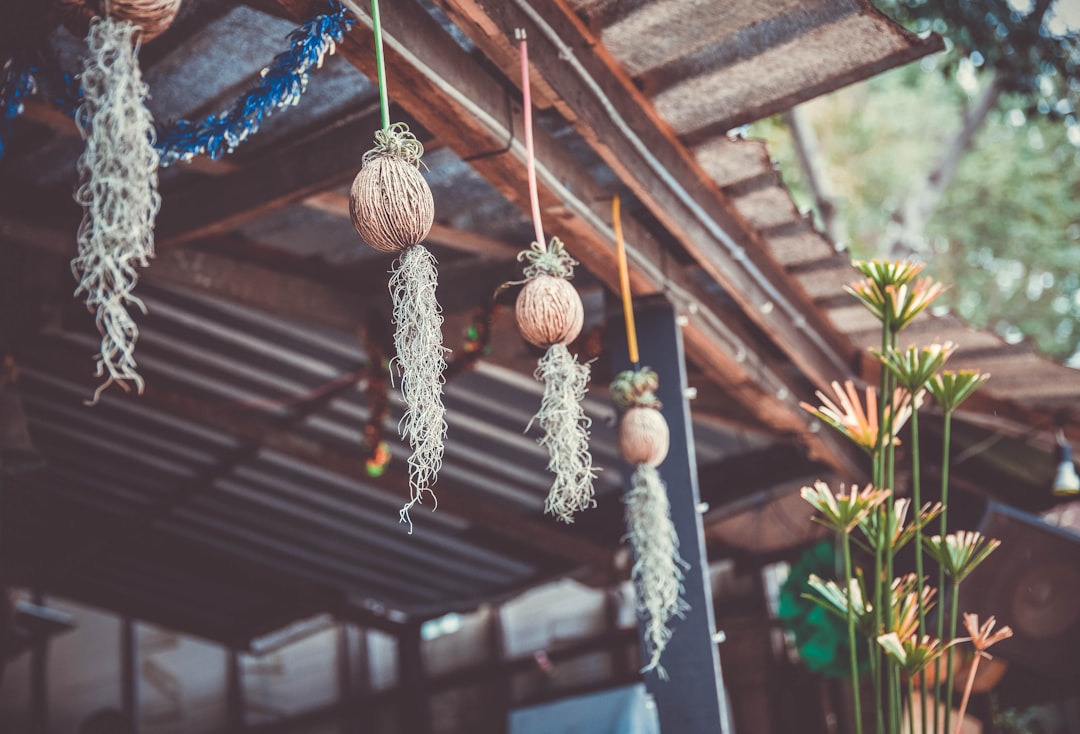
[
  {"left": 515, "top": 274, "right": 584, "bottom": 348},
  {"left": 350, "top": 154, "right": 434, "bottom": 253},
  {"left": 60, "top": 0, "right": 183, "bottom": 41},
  {"left": 618, "top": 405, "right": 670, "bottom": 467}
]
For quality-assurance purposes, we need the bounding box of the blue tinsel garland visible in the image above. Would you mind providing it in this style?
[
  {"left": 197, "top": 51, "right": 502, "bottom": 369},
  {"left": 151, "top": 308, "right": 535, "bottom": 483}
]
[
  {"left": 0, "top": 1, "right": 354, "bottom": 165},
  {"left": 0, "top": 61, "right": 37, "bottom": 158}
]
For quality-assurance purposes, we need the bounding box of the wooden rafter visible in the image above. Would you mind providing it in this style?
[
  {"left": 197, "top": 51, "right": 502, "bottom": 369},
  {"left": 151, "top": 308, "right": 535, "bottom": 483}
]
[
  {"left": 435, "top": 0, "right": 860, "bottom": 396},
  {"left": 272, "top": 0, "right": 865, "bottom": 477},
  {"left": 154, "top": 103, "right": 419, "bottom": 247}
]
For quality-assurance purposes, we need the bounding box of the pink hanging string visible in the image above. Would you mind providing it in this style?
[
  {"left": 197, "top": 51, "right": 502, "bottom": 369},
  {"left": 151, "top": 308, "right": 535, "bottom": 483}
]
[{"left": 517, "top": 28, "right": 546, "bottom": 251}]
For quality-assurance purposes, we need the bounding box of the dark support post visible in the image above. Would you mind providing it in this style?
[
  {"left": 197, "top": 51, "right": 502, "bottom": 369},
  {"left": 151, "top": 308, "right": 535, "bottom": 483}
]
[
  {"left": 609, "top": 296, "right": 732, "bottom": 733},
  {"left": 121, "top": 617, "right": 138, "bottom": 731},
  {"left": 605, "top": 589, "right": 633, "bottom": 676},
  {"left": 487, "top": 604, "right": 511, "bottom": 734},
  {"left": 30, "top": 591, "right": 47, "bottom": 734},
  {"left": 398, "top": 621, "right": 432, "bottom": 734},
  {"left": 338, "top": 625, "right": 356, "bottom": 734},
  {"left": 226, "top": 648, "right": 245, "bottom": 731}
]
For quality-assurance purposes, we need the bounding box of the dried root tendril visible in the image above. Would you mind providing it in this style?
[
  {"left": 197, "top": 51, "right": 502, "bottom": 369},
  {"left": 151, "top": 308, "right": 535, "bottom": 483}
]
[
  {"left": 391, "top": 244, "right": 449, "bottom": 533},
  {"left": 531, "top": 342, "right": 597, "bottom": 523},
  {"left": 71, "top": 17, "right": 161, "bottom": 404},
  {"left": 626, "top": 464, "right": 689, "bottom": 679},
  {"left": 363, "top": 121, "right": 424, "bottom": 168},
  {"left": 519, "top": 236, "right": 577, "bottom": 279}
]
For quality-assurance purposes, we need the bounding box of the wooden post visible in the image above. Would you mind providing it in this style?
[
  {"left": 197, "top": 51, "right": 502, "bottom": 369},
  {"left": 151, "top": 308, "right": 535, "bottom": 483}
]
[
  {"left": 609, "top": 296, "right": 733, "bottom": 733},
  {"left": 226, "top": 648, "right": 245, "bottom": 731},
  {"left": 121, "top": 617, "right": 138, "bottom": 731},
  {"left": 338, "top": 625, "right": 356, "bottom": 734},
  {"left": 30, "top": 591, "right": 47, "bottom": 734},
  {"left": 488, "top": 604, "right": 511, "bottom": 734},
  {"left": 397, "top": 621, "right": 432, "bottom": 734}
]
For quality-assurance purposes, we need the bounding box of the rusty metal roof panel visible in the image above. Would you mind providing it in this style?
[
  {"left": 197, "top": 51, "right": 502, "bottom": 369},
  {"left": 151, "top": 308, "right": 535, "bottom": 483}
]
[{"left": 574, "top": 0, "right": 940, "bottom": 139}]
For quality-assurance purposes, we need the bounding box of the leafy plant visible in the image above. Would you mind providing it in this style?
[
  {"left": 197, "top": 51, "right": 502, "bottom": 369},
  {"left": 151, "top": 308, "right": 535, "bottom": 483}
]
[{"left": 799, "top": 260, "right": 1012, "bottom": 734}]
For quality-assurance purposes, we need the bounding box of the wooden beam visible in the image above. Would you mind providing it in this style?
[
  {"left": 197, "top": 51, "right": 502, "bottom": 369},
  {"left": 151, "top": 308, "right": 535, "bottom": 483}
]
[
  {"left": 19, "top": 100, "right": 235, "bottom": 176},
  {"left": 435, "top": 0, "right": 860, "bottom": 397},
  {"left": 272, "top": 0, "right": 864, "bottom": 477},
  {"left": 154, "top": 103, "right": 423, "bottom": 246},
  {"left": 697, "top": 444, "right": 828, "bottom": 510},
  {"left": 303, "top": 191, "right": 520, "bottom": 259},
  {"left": 1, "top": 211, "right": 521, "bottom": 333}
]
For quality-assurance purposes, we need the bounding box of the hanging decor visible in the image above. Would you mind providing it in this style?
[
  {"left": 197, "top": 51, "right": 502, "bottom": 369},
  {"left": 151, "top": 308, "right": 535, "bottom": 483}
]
[
  {"left": 70, "top": 3, "right": 179, "bottom": 403},
  {"left": 609, "top": 195, "right": 687, "bottom": 679},
  {"left": 155, "top": 1, "right": 353, "bottom": 166},
  {"left": 59, "top": 0, "right": 182, "bottom": 43},
  {"left": 0, "top": 59, "right": 36, "bottom": 159},
  {"left": 0, "top": 3, "right": 353, "bottom": 165},
  {"left": 510, "top": 29, "right": 595, "bottom": 524},
  {"left": 349, "top": 0, "right": 446, "bottom": 533}
]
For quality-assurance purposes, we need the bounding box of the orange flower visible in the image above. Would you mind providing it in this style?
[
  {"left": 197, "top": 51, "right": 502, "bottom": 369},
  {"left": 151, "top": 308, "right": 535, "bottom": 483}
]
[
  {"left": 962, "top": 613, "right": 1013, "bottom": 656},
  {"left": 801, "top": 381, "right": 920, "bottom": 454},
  {"left": 846, "top": 272, "right": 945, "bottom": 333}
]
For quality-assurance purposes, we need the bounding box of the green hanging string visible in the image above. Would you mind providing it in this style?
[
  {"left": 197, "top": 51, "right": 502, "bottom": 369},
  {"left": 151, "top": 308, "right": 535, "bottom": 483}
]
[{"left": 371, "top": 0, "right": 390, "bottom": 130}]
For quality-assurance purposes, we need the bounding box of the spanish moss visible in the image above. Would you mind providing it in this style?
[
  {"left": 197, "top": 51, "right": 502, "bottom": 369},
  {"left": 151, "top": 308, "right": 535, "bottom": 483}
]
[
  {"left": 390, "top": 244, "right": 448, "bottom": 533},
  {"left": 532, "top": 343, "right": 596, "bottom": 523},
  {"left": 71, "top": 17, "right": 160, "bottom": 404},
  {"left": 626, "top": 464, "right": 688, "bottom": 679}
]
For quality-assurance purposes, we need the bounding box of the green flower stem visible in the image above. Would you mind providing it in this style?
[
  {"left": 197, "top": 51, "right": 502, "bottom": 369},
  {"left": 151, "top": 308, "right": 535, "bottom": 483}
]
[
  {"left": 908, "top": 678, "right": 917, "bottom": 734},
  {"left": 371, "top": 0, "right": 391, "bottom": 130},
  {"left": 867, "top": 638, "right": 885, "bottom": 734},
  {"left": 873, "top": 320, "right": 889, "bottom": 734},
  {"left": 944, "top": 579, "right": 960, "bottom": 734},
  {"left": 872, "top": 507, "right": 885, "bottom": 734},
  {"left": 843, "top": 531, "right": 864, "bottom": 734},
  {"left": 911, "top": 407, "right": 929, "bottom": 734},
  {"left": 934, "top": 412, "right": 952, "bottom": 734},
  {"left": 885, "top": 332, "right": 899, "bottom": 734},
  {"left": 892, "top": 664, "right": 903, "bottom": 734}
]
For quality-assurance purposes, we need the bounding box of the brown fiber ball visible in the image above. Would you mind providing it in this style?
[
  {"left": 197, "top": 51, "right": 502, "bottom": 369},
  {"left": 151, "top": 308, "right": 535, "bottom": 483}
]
[
  {"left": 618, "top": 406, "right": 670, "bottom": 467},
  {"left": 350, "top": 155, "right": 435, "bottom": 253},
  {"left": 515, "top": 275, "right": 584, "bottom": 348},
  {"left": 60, "top": 0, "right": 183, "bottom": 41}
]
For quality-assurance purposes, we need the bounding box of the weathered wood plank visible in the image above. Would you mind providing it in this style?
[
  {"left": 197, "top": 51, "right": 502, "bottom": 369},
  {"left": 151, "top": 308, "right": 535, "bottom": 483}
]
[
  {"left": 273, "top": 0, "right": 864, "bottom": 476},
  {"left": 154, "top": 103, "right": 404, "bottom": 246},
  {"left": 434, "top": 0, "right": 862, "bottom": 399}
]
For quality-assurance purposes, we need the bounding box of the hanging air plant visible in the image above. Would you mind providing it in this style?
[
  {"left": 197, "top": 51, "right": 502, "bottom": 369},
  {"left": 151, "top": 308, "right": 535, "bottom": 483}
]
[
  {"left": 69, "top": 2, "right": 178, "bottom": 403},
  {"left": 612, "top": 367, "right": 687, "bottom": 679},
  {"left": 59, "top": 0, "right": 183, "bottom": 43},
  {"left": 609, "top": 196, "right": 687, "bottom": 678},
  {"left": 516, "top": 238, "right": 595, "bottom": 523},
  {"left": 512, "top": 29, "right": 595, "bottom": 523},
  {"left": 349, "top": 0, "right": 446, "bottom": 532}
]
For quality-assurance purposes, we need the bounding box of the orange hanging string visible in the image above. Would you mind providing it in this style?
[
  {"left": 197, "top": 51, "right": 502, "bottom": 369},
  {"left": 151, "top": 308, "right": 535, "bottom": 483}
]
[
  {"left": 517, "top": 28, "right": 546, "bottom": 251},
  {"left": 613, "top": 195, "right": 640, "bottom": 368}
]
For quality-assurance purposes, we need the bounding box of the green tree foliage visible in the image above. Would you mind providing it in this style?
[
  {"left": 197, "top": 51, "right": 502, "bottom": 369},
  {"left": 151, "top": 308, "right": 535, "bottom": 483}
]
[
  {"left": 880, "top": 0, "right": 1079, "bottom": 121},
  {"left": 753, "top": 1, "right": 1080, "bottom": 360}
]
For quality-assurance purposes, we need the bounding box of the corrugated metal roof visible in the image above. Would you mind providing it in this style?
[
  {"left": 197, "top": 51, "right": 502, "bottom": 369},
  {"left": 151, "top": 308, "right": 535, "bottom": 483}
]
[{"left": 1, "top": 0, "right": 1072, "bottom": 642}]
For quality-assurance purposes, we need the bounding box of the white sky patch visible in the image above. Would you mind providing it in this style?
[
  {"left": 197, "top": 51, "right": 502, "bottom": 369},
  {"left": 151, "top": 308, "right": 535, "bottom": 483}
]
[
  {"left": 1009, "top": 0, "right": 1080, "bottom": 36},
  {"left": 1046, "top": 0, "right": 1080, "bottom": 35},
  {"left": 956, "top": 57, "right": 979, "bottom": 93}
]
